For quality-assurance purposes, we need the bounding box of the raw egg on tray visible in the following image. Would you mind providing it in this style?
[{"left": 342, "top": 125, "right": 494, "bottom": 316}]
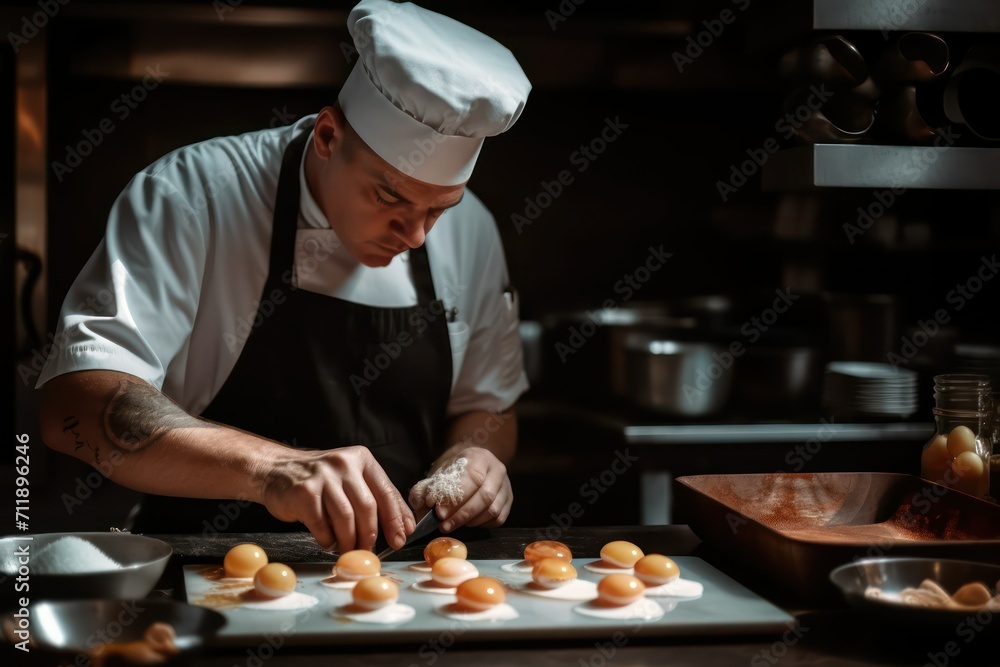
[
  {"left": 412, "top": 558, "right": 480, "bottom": 594},
  {"left": 254, "top": 563, "right": 296, "bottom": 598},
  {"left": 501, "top": 540, "right": 572, "bottom": 574},
  {"left": 583, "top": 541, "right": 644, "bottom": 574},
  {"left": 438, "top": 577, "right": 519, "bottom": 621},
  {"left": 337, "top": 576, "right": 416, "bottom": 624},
  {"left": 633, "top": 555, "right": 703, "bottom": 598},
  {"left": 223, "top": 543, "right": 268, "bottom": 578},
  {"left": 410, "top": 537, "right": 467, "bottom": 572},
  {"left": 574, "top": 574, "right": 665, "bottom": 621},
  {"left": 322, "top": 550, "right": 381, "bottom": 588},
  {"left": 517, "top": 558, "right": 598, "bottom": 601},
  {"left": 241, "top": 563, "right": 319, "bottom": 611},
  {"left": 533, "top": 558, "right": 577, "bottom": 588}
]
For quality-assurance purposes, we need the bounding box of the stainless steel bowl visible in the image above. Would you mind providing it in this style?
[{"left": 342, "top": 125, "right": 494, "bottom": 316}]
[
  {"left": 622, "top": 334, "right": 733, "bottom": 416},
  {"left": 0, "top": 532, "right": 172, "bottom": 600},
  {"left": 1, "top": 599, "right": 226, "bottom": 666},
  {"left": 830, "top": 557, "right": 1000, "bottom": 634}
]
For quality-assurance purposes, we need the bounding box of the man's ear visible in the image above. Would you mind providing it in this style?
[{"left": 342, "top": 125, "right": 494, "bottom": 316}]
[{"left": 312, "top": 105, "right": 348, "bottom": 160}]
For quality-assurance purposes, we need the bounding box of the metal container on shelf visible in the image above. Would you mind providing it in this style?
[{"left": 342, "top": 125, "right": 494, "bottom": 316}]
[
  {"left": 621, "top": 332, "right": 733, "bottom": 417},
  {"left": 540, "top": 299, "right": 716, "bottom": 400}
]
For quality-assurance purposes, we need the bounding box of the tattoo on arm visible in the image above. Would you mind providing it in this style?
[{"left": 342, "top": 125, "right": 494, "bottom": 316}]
[{"left": 103, "top": 379, "right": 216, "bottom": 452}]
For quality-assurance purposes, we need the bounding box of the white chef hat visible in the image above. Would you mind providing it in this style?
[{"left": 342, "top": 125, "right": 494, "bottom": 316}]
[{"left": 339, "top": 0, "right": 531, "bottom": 186}]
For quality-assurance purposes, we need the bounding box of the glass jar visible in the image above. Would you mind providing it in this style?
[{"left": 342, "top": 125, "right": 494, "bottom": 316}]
[{"left": 920, "top": 374, "right": 993, "bottom": 499}]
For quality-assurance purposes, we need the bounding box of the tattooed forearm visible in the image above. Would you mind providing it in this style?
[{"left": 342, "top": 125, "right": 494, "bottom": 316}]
[{"left": 103, "top": 379, "right": 217, "bottom": 452}]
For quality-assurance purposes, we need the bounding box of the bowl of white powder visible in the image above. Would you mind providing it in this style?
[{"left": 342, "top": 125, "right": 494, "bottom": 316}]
[{"left": 0, "top": 532, "right": 172, "bottom": 600}]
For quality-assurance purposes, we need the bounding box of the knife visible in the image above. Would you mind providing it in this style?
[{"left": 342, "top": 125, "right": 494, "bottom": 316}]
[{"left": 376, "top": 508, "right": 441, "bottom": 561}]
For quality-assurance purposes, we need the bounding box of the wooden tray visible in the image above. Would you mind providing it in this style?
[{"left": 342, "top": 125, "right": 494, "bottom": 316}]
[
  {"left": 675, "top": 472, "right": 1000, "bottom": 604},
  {"left": 183, "top": 557, "right": 793, "bottom": 646}
]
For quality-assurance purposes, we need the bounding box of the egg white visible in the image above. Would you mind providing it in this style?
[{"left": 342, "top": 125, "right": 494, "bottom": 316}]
[
  {"left": 643, "top": 577, "right": 703, "bottom": 599},
  {"left": 516, "top": 579, "right": 597, "bottom": 601},
  {"left": 241, "top": 591, "right": 319, "bottom": 611},
  {"left": 320, "top": 572, "right": 383, "bottom": 589},
  {"left": 436, "top": 602, "right": 519, "bottom": 621},
  {"left": 411, "top": 580, "right": 457, "bottom": 595},
  {"left": 583, "top": 561, "right": 634, "bottom": 575},
  {"left": 500, "top": 561, "right": 534, "bottom": 574},
  {"left": 573, "top": 597, "right": 667, "bottom": 621},
  {"left": 337, "top": 603, "right": 416, "bottom": 625}
]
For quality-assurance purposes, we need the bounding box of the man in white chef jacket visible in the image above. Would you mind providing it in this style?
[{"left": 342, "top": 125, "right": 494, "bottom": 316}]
[{"left": 37, "top": 0, "right": 530, "bottom": 553}]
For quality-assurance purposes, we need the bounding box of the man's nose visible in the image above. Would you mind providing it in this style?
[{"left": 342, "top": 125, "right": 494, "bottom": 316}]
[{"left": 393, "top": 216, "right": 427, "bottom": 248}]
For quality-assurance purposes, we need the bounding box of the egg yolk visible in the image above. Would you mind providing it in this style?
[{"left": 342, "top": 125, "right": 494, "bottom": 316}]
[
  {"left": 254, "top": 563, "right": 296, "bottom": 598},
  {"left": 532, "top": 558, "right": 577, "bottom": 589},
  {"left": 952, "top": 582, "right": 992, "bottom": 607},
  {"left": 424, "top": 537, "right": 468, "bottom": 565},
  {"left": 352, "top": 576, "right": 399, "bottom": 610},
  {"left": 455, "top": 577, "right": 506, "bottom": 612},
  {"left": 224, "top": 543, "right": 268, "bottom": 578},
  {"left": 634, "top": 555, "right": 680, "bottom": 586},
  {"left": 335, "top": 550, "right": 381, "bottom": 581},
  {"left": 600, "top": 541, "right": 644, "bottom": 569},
  {"left": 597, "top": 574, "right": 645, "bottom": 606},
  {"left": 946, "top": 426, "right": 978, "bottom": 458},
  {"left": 431, "top": 557, "right": 479, "bottom": 587},
  {"left": 921, "top": 435, "right": 950, "bottom": 480},
  {"left": 523, "top": 540, "right": 572, "bottom": 564}
]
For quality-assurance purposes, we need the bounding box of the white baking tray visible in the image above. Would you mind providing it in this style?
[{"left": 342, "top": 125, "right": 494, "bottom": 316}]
[{"left": 183, "top": 557, "right": 794, "bottom": 646}]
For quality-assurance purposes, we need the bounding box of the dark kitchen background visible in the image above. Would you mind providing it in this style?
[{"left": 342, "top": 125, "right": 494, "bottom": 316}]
[{"left": 4, "top": 1, "right": 1000, "bottom": 532}]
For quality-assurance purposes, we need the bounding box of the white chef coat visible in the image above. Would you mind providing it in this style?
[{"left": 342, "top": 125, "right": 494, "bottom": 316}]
[{"left": 37, "top": 114, "right": 528, "bottom": 419}]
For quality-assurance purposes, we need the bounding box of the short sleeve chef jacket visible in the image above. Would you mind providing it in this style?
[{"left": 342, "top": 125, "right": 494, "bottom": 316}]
[{"left": 37, "top": 115, "right": 529, "bottom": 419}]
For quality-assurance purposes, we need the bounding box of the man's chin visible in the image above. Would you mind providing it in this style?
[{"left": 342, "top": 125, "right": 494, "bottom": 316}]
[{"left": 357, "top": 252, "right": 395, "bottom": 268}]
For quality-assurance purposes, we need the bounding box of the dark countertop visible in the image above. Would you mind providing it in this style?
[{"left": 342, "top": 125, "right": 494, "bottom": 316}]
[{"left": 143, "top": 526, "right": 999, "bottom": 666}]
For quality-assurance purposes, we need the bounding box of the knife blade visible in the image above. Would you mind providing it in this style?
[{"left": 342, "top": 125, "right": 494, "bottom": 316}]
[{"left": 376, "top": 508, "right": 441, "bottom": 561}]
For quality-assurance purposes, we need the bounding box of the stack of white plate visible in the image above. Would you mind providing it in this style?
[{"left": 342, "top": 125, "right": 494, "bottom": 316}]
[{"left": 822, "top": 362, "right": 919, "bottom": 418}]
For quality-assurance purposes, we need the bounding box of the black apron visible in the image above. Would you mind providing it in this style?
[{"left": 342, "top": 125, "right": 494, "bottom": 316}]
[{"left": 132, "top": 128, "right": 453, "bottom": 534}]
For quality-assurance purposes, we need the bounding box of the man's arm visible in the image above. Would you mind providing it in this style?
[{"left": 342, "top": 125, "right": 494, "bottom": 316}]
[
  {"left": 409, "top": 409, "right": 518, "bottom": 532},
  {"left": 40, "top": 370, "right": 414, "bottom": 550}
]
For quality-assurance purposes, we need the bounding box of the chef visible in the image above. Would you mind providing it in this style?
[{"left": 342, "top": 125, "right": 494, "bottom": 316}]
[{"left": 37, "top": 0, "right": 531, "bottom": 554}]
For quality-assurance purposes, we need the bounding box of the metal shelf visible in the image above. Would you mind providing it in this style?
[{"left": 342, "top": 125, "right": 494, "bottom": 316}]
[
  {"left": 623, "top": 422, "right": 933, "bottom": 445},
  {"left": 520, "top": 397, "right": 933, "bottom": 446},
  {"left": 762, "top": 144, "right": 1000, "bottom": 191},
  {"left": 748, "top": 0, "right": 1000, "bottom": 52}
]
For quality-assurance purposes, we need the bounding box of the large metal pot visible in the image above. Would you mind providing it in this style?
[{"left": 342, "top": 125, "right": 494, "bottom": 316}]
[
  {"left": 541, "top": 297, "right": 735, "bottom": 400},
  {"left": 540, "top": 302, "right": 697, "bottom": 399},
  {"left": 622, "top": 332, "right": 734, "bottom": 417}
]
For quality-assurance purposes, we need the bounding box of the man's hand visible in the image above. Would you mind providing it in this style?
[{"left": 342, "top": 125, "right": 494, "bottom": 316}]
[
  {"left": 260, "top": 446, "right": 415, "bottom": 552},
  {"left": 408, "top": 447, "right": 512, "bottom": 533}
]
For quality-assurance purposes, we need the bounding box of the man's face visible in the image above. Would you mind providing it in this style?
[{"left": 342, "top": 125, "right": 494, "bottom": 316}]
[{"left": 310, "top": 107, "right": 466, "bottom": 268}]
